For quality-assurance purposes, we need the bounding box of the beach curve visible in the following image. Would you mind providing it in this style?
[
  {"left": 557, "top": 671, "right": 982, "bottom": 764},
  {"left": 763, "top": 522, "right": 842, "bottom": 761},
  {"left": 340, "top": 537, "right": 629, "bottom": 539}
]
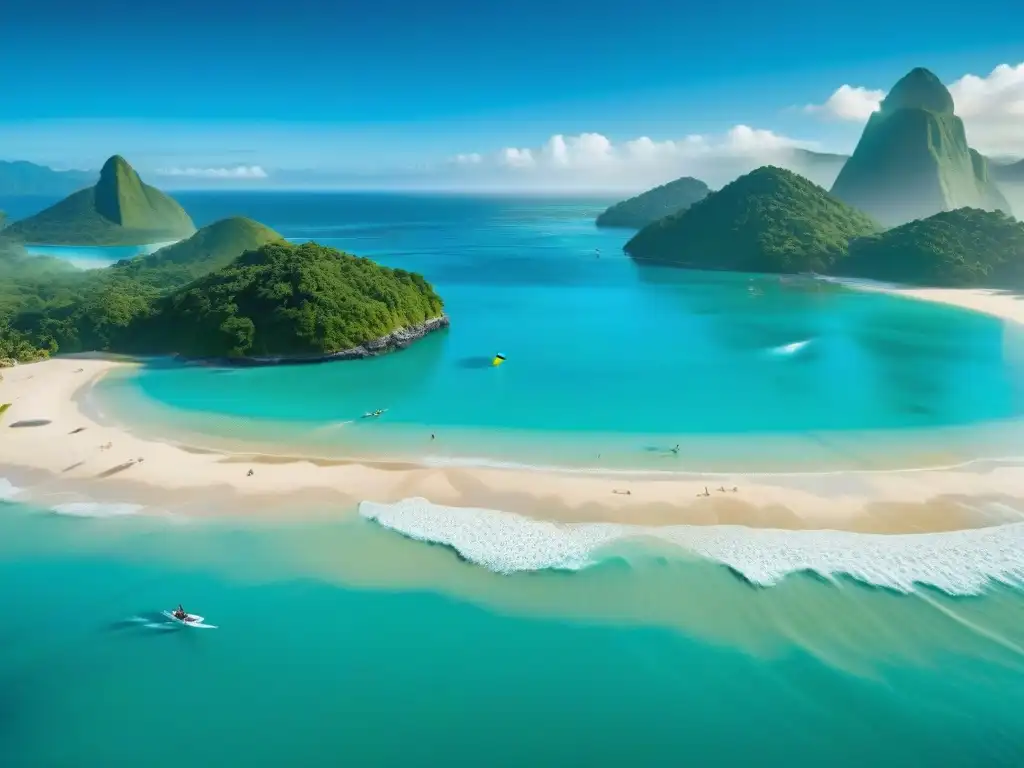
[{"left": 0, "top": 282, "right": 1018, "bottom": 537}]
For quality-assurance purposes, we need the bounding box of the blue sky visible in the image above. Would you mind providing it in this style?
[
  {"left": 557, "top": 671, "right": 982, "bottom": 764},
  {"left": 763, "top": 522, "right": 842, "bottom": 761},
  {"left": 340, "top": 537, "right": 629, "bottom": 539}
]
[{"left": 3, "top": 0, "right": 1023, "bottom": 188}]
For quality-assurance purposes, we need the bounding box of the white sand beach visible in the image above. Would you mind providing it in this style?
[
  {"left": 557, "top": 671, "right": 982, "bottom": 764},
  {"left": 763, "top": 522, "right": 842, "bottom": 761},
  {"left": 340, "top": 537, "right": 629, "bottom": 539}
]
[
  {"left": 821, "top": 277, "right": 1024, "bottom": 324},
  {"left": 3, "top": 284, "right": 1024, "bottom": 533}
]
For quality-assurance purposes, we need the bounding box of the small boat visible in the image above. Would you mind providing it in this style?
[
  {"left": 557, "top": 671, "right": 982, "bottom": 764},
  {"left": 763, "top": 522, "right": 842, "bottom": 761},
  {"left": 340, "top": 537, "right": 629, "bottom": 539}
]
[
  {"left": 362, "top": 409, "right": 387, "bottom": 419},
  {"left": 162, "top": 610, "right": 217, "bottom": 629},
  {"left": 491, "top": 353, "right": 506, "bottom": 367}
]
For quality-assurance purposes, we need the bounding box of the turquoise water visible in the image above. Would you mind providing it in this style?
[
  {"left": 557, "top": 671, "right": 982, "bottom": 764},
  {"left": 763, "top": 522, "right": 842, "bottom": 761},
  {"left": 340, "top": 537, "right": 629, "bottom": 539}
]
[
  {"left": 82, "top": 192, "right": 1024, "bottom": 470},
  {"left": 2, "top": 501, "right": 1023, "bottom": 767},
  {"left": 8, "top": 192, "right": 1024, "bottom": 763}
]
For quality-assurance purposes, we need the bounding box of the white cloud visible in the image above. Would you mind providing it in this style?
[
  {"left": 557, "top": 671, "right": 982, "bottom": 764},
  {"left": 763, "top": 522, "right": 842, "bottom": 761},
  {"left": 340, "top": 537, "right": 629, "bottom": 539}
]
[
  {"left": 450, "top": 125, "right": 814, "bottom": 191},
  {"left": 804, "top": 62, "right": 1024, "bottom": 155},
  {"left": 156, "top": 165, "right": 268, "bottom": 179},
  {"left": 803, "top": 85, "right": 885, "bottom": 121}
]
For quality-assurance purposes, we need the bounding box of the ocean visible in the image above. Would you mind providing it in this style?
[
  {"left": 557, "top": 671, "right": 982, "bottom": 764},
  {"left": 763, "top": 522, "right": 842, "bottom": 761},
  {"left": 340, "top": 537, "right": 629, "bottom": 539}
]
[
  {"left": 1, "top": 499, "right": 1023, "bottom": 767},
  {"left": 3, "top": 191, "right": 1024, "bottom": 765}
]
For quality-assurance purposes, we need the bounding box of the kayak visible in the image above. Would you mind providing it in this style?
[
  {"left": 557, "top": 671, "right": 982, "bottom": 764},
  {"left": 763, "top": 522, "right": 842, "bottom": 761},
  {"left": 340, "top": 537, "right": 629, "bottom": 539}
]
[{"left": 162, "top": 610, "right": 217, "bottom": 629}]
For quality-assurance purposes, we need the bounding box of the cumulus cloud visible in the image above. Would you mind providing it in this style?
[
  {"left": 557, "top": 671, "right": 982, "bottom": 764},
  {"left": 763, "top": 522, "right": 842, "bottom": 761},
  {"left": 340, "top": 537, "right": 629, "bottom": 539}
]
[
  {"left": 804, "top": 62, "right": 1024, "bottom": 155},
  {"left": 450, "top": 125, "right": 815, "bottom": 191},
  {"left": 803, "top": 85, "right": 885, "bottom": 121},
  {"left": 156, "top": 165, "right": 268, "bottom": 179}
]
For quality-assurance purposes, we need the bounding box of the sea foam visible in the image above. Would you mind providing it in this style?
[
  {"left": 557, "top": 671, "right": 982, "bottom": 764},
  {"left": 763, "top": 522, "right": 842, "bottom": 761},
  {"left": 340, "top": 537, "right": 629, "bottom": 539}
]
[
  {"left": 359, "top": 497, "right": 1024, "bottom": 595},
  {"left": 51, "top": 502, "right": 144, "bottom": 518},
  {"left": 770, "top": 339, "right": 812, "bottom": 356},
  {"left": 0, "top": 477, "right": 23, "bottom": 501}
]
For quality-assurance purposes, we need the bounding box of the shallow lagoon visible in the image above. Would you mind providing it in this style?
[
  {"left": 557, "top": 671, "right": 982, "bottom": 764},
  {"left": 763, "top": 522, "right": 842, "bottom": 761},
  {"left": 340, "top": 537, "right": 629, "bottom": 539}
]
[{"left": 81, "top": 192, "right": 1024, "bottom": 471}]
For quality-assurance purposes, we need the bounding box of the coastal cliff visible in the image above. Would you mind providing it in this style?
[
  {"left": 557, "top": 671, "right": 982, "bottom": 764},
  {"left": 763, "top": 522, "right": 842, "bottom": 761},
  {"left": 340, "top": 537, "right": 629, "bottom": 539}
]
[{"left": 180, "top": 314, "right": 451, "bottom": 366}]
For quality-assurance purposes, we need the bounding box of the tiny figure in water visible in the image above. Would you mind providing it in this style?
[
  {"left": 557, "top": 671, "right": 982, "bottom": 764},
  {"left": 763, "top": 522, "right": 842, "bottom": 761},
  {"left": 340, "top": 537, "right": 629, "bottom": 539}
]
[
  {"left": 247, "top": 469, "right": 254, "bottom": 477},
  {"left": 670, "top": 444, "right": 680, "bottom": 455},
  {"left": 431, "top": 433, "right": 435, "bottom": 440}
]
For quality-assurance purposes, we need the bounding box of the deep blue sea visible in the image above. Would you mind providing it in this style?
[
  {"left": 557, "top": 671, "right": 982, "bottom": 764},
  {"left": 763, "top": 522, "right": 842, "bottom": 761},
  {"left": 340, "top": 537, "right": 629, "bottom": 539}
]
[{"left": 3, "top": 191, "right": 1024, "bottom": 766}]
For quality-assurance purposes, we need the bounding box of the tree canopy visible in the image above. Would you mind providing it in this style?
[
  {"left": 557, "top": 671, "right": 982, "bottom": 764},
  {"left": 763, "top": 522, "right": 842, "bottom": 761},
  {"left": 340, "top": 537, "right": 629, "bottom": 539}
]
[
  {"left": 126, "top": 241, "right": 445, "bottom": 358},
  {"left": 838, "top": 208, "right": 1024, "bottom": 287},
  {"left": 0, "top": 221, "right": 444, "bottom": 364},
  {"left": 625, "top": 166, "right": 880, "bottom": 273}
]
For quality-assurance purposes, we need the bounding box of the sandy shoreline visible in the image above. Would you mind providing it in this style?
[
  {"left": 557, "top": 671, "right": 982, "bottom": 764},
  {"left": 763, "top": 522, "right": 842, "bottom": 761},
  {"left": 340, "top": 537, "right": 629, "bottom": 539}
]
[{"left": 3, "top": 283, "right": 1024, "bottom": 533}]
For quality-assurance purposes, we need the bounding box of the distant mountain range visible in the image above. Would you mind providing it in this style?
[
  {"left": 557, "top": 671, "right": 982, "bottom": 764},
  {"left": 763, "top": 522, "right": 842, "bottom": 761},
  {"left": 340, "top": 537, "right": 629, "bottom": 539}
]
[{"left": 0, "top": 160, "right": 95, "bottom": 197}]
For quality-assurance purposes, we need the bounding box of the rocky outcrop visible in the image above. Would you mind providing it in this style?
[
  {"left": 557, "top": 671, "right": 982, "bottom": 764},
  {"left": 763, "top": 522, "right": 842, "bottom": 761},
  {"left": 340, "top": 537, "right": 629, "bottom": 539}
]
[{"left": 180, "top": 315, "right": 451, "bottom": 367}]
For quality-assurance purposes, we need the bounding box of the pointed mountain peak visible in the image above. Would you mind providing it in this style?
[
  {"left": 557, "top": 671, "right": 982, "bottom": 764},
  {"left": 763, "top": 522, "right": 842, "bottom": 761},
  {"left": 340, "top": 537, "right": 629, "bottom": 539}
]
[
  {"left": 100, "top": 154, "right": 134, "bottom": 175},
  {"left": 881, "top": 67, "right": 954, "bottom": 114},
  {"left": 98, "top": 155, "right": 142, "bottom": 188},
  {"left": 95, "top": 155, "right": 148, "bottom": 226}
]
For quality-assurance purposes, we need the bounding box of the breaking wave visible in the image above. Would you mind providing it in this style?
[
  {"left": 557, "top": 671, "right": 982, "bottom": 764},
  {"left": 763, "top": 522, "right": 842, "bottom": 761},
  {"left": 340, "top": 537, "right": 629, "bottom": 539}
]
[
  {"left": 359, "top": 497, "right": 1024, "bottom": 595},
  {"left": 50, "top": 502, "right": 144, "bottom": 518},
  {"left": 0, "top": 477, "right": 23, "bottom": 501}
]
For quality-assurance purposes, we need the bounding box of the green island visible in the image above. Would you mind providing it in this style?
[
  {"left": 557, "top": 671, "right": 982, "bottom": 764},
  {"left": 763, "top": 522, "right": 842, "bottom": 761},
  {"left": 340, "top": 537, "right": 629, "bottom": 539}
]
[
  {"left": 3, "top": 155, "right": 196, "bottom": 246},
  {"left": 623, "top": 164, "right": 1024, "bottom": 288},
  {"left": 838, "top": 208, "right": 1024, "bottom": 287},
  {"left": 625, "top": 166, "right": 880, "bottom": 273},
  {"left": 830, "top": 67, "right": 1009, "bottom": 227},
  {"left": 596, "top": 176, "right": 710, "bottom": 229},
  {"left": 0, "top": 217, "right": 447, "bottom": 365}
]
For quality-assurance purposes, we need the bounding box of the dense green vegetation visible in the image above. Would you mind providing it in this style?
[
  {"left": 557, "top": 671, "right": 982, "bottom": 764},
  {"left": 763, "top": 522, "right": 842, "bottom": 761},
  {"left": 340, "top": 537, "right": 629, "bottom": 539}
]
[
  {"left": 4, "top": 156, "right": 195, "bottom": 246},
  {"left": 125, "top": 242, "right": 445, "bottom": 358},
  {"left": 596, "top": 176, "right": 710, "bottom": 229},
  {"left": 831, "top": 68, "right": 1009, "bottom": 226},
  {"left": 625, "top": 166, "right": 879, "bottom": 273},
  {"left": 838, "top": 208, "right": 1024, "bottom": 287},
  {"left": 0, "top": 221, "right": 444, "bottom": 364},
  {"left": 0, "top": 160, "right": 94, "bottom": 197},
  {"left": 109, "top": 217, "right": 283, "bottom": 287}
]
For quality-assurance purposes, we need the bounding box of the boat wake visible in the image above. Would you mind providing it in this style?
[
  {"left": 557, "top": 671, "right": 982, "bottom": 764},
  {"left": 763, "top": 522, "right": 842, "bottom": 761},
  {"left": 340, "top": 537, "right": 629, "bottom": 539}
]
[
  {"left": 769, "top": 339, "right": 812, "bottom": 357},
  {"left": 359, "top": 497, "right": 1024, "bottom": 595}
]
